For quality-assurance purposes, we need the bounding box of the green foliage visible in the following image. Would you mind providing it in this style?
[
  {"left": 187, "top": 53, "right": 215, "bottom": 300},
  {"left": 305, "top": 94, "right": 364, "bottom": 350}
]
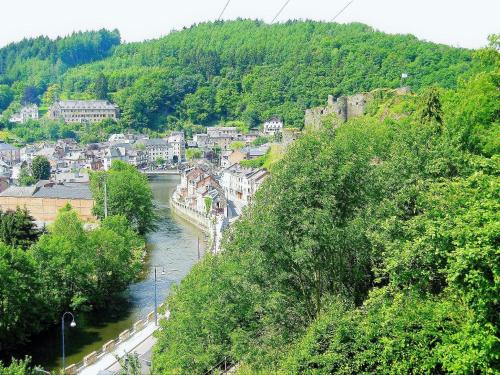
[
  {"left": 229, "top": 141, "right": 244, "bottom": 150},
  {"left": 89, "top": 160, "right": 156, "bottom": 234},
  {"left": 0, "top": 206, "right": 143, "bottom": 351},
  {"left": 251, "top": 136, "right": 271, "bottom": 146},
  {"left": 31, "top": 155, "right": 51, "bottom": 180},
  {"left": 0, "top": 85, "right": 13, "bottom": 111},
  {"left": 186, "top": 148, "right": 203, "bottom": 160},
  {"left": 0, "top": 208, "right": 41, "bottom": 250},
  {"left": 4, "top": 20, "right": 472, "bottom": 133},
  {"left": 18, "top": 166, "right": 36, "bottom": 186},
  {"left": 203, "top": 196, "right": 213, "bottom": 215},
  {"left": 0, "top": 358, "right": 32, "bottom": 374},
  {"left": 0, "top": 29, "right": 120, "bottom": 96},
  {"left": 93, "top": 72, "right": 108, "bottom": 100},
  {"left": 0, "top": 244, "right": 45, "bottom": 349},
  {"left": 116, "top": 353, "right": 141, "bottom": 375},
  {"left": 419, "top": 86, "right": 443, "bottom": 127},
  {"left": 153, "top": 63, "right": 499, "bottom": 373}
]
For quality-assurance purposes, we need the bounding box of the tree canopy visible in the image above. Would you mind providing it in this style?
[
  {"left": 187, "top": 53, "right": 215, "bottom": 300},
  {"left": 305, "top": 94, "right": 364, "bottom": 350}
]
[{"left": 152, "top": 47, "right": 499, "bottom": 374}]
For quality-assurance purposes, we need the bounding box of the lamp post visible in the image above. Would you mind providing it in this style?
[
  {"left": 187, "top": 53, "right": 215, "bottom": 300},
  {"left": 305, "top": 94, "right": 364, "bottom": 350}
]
[
  {"left": 61, "top": 312, "right": 76, "bottom": 373},
  {"left": 153, "top": 266, "right": 178, "bottom": 326}
]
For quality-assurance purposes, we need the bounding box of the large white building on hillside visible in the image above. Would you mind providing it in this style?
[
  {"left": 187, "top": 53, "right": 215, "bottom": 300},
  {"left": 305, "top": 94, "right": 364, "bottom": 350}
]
[{"left": 48, "top": 100, "right": 119, "bottom": 123}]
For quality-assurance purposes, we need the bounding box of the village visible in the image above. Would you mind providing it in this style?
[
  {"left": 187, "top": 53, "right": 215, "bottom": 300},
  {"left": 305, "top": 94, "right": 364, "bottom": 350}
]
[{"left": 0, "top": 99, "right": 303, "bottom": 246}]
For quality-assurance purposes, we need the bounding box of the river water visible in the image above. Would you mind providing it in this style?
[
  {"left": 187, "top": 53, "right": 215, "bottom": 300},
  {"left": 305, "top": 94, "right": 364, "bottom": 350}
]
[{"left": 12, "top": 174, "right": 206, "bottom": 370}]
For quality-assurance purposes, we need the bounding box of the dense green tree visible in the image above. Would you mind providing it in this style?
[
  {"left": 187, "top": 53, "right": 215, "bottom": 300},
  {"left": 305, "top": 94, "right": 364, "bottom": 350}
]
[
  {"left": 0, "top": 244, "right": 45, "bottom": 349},
  {"left": 153, "top": 62, "right": 499, "bottom": 373},
  {"left": 93, "top": 72, "right": 108, "bottom": 100},
  {"left": 0, "top": 85, "right": 13, "bottom": 111},
  {"left": 21, "top": 86, "right": 38, "bottom": 105},
  {"left": 185, "top": 148, "right": 203, "bottom": 160},
  {"left": 30, "top": 155, "right": 51, "bottom": 180},
  {"left": 0, "top": 358, "right": 33, "bottom": 374},
  {"left": 0, "top": 208, "right": 41, "bottom": 250},
  {"left": 18, "top": 166, "right": 36, "bottom": 186},
  {"left": 89, "top": 160, "right": 156, "bottom": 234}
]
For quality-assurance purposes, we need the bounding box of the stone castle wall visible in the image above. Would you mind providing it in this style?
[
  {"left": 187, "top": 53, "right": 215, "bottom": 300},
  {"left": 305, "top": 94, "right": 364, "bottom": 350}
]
[{"left": 304, "top": 87, "right": 410, "bottom": 130}]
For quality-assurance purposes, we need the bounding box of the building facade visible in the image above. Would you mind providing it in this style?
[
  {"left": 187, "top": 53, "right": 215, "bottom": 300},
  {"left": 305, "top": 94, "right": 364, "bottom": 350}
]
[
  {"left": 0, "top": 182, "right": 95, "bottom": 222},
  {"left": 49, "top": 100, "right": 119, "bottom": 123},
  {"left": 0, "top": 142, "right": 20, "bottom": 165},
  {"left": 220, "top": 165, "right": 268, "bottom": 210},
  {"left": 10, "top": 105, "right": 39, "bottom": 123},
  {"left": 263, "top": 117, "right": 283, "bottom": 135}
]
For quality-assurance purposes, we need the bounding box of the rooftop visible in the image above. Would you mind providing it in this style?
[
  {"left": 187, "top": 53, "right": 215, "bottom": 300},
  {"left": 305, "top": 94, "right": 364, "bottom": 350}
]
[
  {"left": 0, "top": 183, "right": 92, "bottom": 200},
  {"left": 56, "top": 100, "right": 118, "bottom": 110}
]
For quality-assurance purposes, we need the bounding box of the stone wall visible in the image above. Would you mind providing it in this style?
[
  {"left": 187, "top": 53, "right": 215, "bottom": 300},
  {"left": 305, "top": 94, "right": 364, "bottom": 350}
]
[
  {"left": 0, "top": 196, "right": 95, "bottom": 222},
  {"left": 304, "top": 87, "right": 410, "bottom": 130}
]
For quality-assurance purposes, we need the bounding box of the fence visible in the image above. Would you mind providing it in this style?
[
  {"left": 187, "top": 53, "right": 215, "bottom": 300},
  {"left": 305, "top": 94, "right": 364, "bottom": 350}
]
[
  {"left": 203, "top": 357, "right": 235, "bottom": 375},
  {"left": 62, "top": 303, "right": 166, "bottom": 374}
]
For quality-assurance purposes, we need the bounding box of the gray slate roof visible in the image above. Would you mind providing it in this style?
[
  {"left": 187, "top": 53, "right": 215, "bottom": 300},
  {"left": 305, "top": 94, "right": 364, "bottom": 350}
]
[
  {"left": 57, "top": 100, "right": 118, "bottom": 110},
  {"left": 0, "top": 183, "right": 92, "bottom": 200},
  {"left": 0, "top": 142, "right": 18, "bottom": 151}
]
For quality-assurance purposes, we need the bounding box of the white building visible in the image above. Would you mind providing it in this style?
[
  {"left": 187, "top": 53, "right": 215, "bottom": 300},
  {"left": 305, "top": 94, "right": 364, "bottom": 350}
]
[
  {"left": 9, "top": 105, "right": 39, "bottom": 123},
  {"left": 166, "top": 131, "right": 185, "bottom": 162},
  {"left": 48, "top": 100, "right": 119, "bottom": 123},
  {"left": 263, "top": 117, "right": 283, "bottom": 135},
  {"left": 220, "top": 165, "right": 269, "bottom": 212},
  {"left": 207, "top": 127, "right": 239, "bottom": 138},
  {"left": 134, "top": 138, "right": 173, "bottom": 165}
]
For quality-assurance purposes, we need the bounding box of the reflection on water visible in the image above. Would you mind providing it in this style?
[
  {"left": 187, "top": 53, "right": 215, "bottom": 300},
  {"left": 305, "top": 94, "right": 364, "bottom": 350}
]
[{"left": 9, "top": 175, "right": 205, "bottom": 370}]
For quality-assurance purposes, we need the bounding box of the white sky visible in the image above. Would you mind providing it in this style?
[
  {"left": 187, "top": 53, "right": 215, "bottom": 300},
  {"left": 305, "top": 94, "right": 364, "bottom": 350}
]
[{"left": 1, "top": 0, "right": 498, "bottom": 49}]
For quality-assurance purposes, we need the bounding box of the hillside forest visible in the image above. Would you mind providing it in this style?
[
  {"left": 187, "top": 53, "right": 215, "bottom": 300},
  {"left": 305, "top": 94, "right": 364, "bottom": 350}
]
[
  {"left": 0, "top": 20, "right": 476, "bottom": 142},
  {"left": 152, "top": 39, "right": 499, "bottom": 374}
]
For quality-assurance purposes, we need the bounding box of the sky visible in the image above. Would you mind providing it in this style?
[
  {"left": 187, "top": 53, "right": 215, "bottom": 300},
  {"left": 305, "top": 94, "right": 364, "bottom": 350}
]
[{"left": 1, "top": 0, "right": 498, "bottom": 49}]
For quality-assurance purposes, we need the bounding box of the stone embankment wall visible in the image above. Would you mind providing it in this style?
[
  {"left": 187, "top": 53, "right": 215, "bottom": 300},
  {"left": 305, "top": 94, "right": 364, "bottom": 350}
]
[
  {"left": 304, "top": 87, "right": 411, "bottom": 130},
  {"left": 170, "top": 198, "right": 211, "bottom": 230},
  {"left": 170, "top": 197, "right": 228, "bottom": 253}
]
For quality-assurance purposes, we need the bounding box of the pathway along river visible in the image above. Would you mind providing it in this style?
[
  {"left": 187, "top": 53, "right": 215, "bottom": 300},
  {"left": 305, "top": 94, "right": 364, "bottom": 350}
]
[{"left": 15, "top": 175, "right": 206, "bottom": 370}]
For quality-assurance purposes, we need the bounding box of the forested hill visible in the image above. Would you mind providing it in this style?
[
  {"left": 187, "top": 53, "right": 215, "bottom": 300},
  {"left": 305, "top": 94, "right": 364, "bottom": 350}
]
[
  {"left": 0, "top": 29, "right": 120, "bottom": 103},
  {"left": 1, "top": 20, "right": 473, "bottom": 131}
]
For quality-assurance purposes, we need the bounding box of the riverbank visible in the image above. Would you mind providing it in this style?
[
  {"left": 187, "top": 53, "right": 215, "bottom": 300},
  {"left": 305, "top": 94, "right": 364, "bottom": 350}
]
[{"left": 9, "top": 175, "right": 205, "bottom": 371}]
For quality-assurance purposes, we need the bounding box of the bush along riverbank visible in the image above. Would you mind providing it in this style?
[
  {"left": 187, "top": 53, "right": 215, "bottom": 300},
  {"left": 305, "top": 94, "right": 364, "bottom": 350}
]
[{"left": 0, "top": 161, "right": 156, "bottom": 370}]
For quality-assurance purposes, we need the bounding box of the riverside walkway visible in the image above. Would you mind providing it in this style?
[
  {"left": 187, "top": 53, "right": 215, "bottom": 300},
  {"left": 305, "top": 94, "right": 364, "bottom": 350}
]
[{"left": 74, "top": 311, "right": 168, "bottom": 375}]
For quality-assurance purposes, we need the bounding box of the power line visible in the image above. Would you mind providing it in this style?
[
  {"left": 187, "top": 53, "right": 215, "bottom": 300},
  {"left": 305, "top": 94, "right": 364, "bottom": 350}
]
[
  {"left": 331, "top": 0, "right": 355, "bottom": 22},
  {"left": 271, "top": 0, "right": 292, "bottom": 23},
  {"left": 217, "top": 0, "right": 232, "bottom": 20}
]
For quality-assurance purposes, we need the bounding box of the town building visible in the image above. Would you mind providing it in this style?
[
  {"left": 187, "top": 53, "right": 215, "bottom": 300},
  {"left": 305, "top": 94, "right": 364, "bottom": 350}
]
[
  {"left": 9, "top": 105, "right": 39, "bottom": 123},
  {"left": 0, "top": 181, "right": 95, "bottom": 222},
  {"left": 220, "top": 150, "right": 246, "bottom": 168},
  {"left": 207, "top": 127, "right": 239, "bottom": 138},
  {"left": 0, "top": 142, "right": 20, "bottom": 165},
  {"left": 135, "top": 139, "right": 172, "bottom": 165},
  {"left": 263, "top": 117, "right": 283, "bottom": 135},
  {"left": 220, "top": 165, "right": 268, "bottom": 212},
  {"left": 48, "top": 100, "right": 119, "bottom": 123},
  {"left": 166, "top": 131, "right": 185, "bottom": 163}
]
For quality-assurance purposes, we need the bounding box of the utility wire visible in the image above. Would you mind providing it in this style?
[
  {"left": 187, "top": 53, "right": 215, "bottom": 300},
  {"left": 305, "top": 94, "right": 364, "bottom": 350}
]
[
  {"left": 271, "top": 0, "right": 292, "bottom": 23},
  {"left": 217, "top": 0, "right": 232, "bottom": 20},
  {"left": 331, "top": 0, "right": 355, "bottom": 22}
]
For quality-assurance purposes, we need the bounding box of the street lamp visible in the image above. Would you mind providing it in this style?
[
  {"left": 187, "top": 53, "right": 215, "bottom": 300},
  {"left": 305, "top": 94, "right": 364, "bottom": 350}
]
[
  {"left": 61, "top": 312, "right": 76, "bottom": 373},
  {"left": 153, "top": 266, "right": 178, "bottom": 326}
]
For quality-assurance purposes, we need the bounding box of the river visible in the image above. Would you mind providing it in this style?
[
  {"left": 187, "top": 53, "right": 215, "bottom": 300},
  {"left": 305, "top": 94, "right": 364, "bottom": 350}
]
[{"left": 11, "top": 174, "right": 206, "bottom": 370}]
